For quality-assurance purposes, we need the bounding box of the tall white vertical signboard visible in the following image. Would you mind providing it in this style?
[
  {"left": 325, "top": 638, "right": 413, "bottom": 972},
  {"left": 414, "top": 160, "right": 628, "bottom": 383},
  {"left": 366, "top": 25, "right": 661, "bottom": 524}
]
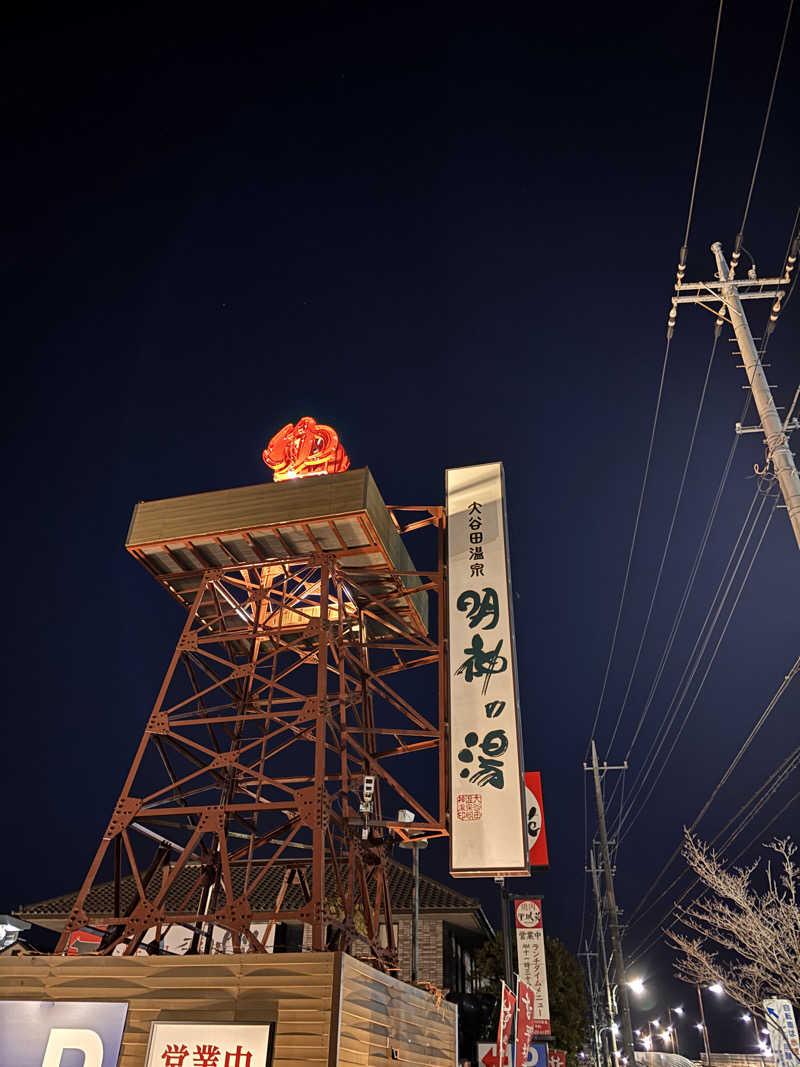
[
  {"left": 764, "top": 999, "right": 800, "bottom": 1067},
  {"left": 446, "top": 462, "right": 528, "bottom": 876}
]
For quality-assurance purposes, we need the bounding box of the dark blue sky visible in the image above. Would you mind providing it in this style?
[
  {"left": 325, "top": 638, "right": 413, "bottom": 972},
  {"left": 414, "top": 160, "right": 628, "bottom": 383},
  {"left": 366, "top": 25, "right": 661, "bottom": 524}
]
[{"left": 2, "top": 2, "right": 798, "bottom": 1054}]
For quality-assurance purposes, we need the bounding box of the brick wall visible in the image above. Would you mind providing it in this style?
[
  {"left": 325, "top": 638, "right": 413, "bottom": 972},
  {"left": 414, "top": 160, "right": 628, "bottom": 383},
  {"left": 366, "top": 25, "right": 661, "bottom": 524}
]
[{"left": 395, "top": 916, "right": 443, "bottom": 987}]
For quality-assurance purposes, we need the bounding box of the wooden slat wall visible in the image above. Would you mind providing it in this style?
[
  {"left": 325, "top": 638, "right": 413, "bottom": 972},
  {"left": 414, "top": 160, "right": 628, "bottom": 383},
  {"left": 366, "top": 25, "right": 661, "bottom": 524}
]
[
  {"left": 337, "top": 954, "right": 457, "bottom": 1067},
  {"left": 0, "top": 953, "right": 334, "bottom": 1067}
]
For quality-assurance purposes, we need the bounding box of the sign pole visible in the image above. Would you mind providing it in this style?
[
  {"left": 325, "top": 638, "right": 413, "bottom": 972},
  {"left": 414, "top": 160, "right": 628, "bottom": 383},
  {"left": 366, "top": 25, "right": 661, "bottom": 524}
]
[{"left": 497, "top": 876, "right": 513, "bottom": 987}]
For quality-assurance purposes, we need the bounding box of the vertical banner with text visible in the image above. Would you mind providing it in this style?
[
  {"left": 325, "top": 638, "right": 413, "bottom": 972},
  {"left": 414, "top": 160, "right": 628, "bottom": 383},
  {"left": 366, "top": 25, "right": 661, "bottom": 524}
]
[
  {"left": 446, "top": 462, "right": 528, "bottom": 877},
  {"left": 497, "top": 981, "right": 517, "bottom": 1067},
  {"left": 764, "top": 999, "right": 800, "bottom": 1067},
  {"left": 515, "top": 978, "right": 537, "bottom": 1067},
  {"left": 515, "top": 898, "right": 551, "bottom": 1035}
]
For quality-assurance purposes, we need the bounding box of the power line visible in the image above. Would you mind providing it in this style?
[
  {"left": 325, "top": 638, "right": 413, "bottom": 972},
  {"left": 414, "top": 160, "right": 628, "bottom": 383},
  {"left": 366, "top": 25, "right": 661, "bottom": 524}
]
[
  {"left": 605, "top": 331, "right": 720, "bottom": 758},
  {"left": 614, "top": 481, "right": 773, "bottom": 841},
  {"left": 626, "top": 744, "right": 800, "bottom": 966},
  {"left": 680, "top": 0, "right": 725, "bottom": 263},
  {"left": 625, "top": 694, "right": 799, "bottom": 954},
  {"left": 689, "top": 651, "right": 800, "bottom": 830},
  {"left": 618, "top": 490, "right": 779, "bottom": 882},
  {"left": 586, "top": 335, "right": 673, "bottom": 751},
  {"left": 735, "top": 0, "right": 796, "bottom": 250}
]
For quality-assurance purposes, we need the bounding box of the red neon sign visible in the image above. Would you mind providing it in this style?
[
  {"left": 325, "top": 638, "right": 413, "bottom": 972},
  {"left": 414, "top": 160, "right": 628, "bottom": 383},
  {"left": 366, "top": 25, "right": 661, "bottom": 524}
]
[{"left": 263, "top": 416, "right": 350, "bottom": 481}]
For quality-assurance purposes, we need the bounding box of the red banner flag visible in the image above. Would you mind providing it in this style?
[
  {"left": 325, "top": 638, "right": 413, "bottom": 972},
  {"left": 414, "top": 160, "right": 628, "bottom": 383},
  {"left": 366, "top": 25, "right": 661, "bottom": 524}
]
[
  {"left": 497, "top": 981, "right": 517, "bottom": 1065},
  {"left": 547, "top": 1050, "right": 567, "bottom": 1067},
  {"left": 524, "top": 771, "right": 549, "bottom": 867},
  {"left": 515, "top": 978, "right": 536, "bottom": 1067}
]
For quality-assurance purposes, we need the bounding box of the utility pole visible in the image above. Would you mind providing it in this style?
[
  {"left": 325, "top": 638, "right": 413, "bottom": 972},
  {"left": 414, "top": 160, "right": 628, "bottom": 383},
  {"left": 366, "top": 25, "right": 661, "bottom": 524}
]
[
  {"left": 669, "top": 239, "right": 800, "bottom": 549},
  {"left": 586, "top": 740, "right": 635, "bottom": 1065},
  {"left": 589, "top": 845, "right": 618, "bottom": 1067},
  {"left": 580, "top": 942, "right": 603, "bottom": 1067}
]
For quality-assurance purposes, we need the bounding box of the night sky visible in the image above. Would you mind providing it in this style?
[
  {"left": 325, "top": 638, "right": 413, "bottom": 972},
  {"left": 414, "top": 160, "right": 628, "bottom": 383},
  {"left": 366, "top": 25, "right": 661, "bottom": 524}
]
[{"left": 3, "top": 2, "right": 798, "bottom": 1056}]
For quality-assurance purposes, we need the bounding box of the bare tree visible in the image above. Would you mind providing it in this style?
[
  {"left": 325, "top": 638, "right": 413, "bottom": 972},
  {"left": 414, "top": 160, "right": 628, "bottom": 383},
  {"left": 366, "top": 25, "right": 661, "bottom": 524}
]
[{"left": 665, "top": 832, "right": 800, "bottom": 1060}]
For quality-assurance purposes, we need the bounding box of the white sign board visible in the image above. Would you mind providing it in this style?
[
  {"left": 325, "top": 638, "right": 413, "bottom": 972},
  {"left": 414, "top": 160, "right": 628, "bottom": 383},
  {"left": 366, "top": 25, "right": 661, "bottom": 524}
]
[
  {"left": 145, "top": 1023, "right": 271, "bottom": 1067},
  {"left": 515, "top": 899, "right": 551, "bottom": 1035},
  {"left": 764, "top": 999, "right": 800, "bottom": 1067},
  {"left": 477, "top": 1043, "right": 542, "bottom": 1067},
  {"left": 446, "top": 462, "right": 528, "bottom": 877}
]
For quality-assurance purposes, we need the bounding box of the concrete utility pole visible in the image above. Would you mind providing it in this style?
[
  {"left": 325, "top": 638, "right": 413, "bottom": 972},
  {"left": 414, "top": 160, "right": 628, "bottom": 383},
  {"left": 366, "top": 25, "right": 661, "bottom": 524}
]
[
  {"left": 711, "top": 242, "right": 800, "bottom": 549},
  {"left": 588, "top": 741, "right": 636, "bottom": 1065},
  {"left": 670, "top": 240, "right": 800, "bottom": 550},
  {"left": 580, "top": 942, "right": 603, "bottom": 1067},
  {"left": 590, "top": 846, "right": 619, "bottom": 1067}
]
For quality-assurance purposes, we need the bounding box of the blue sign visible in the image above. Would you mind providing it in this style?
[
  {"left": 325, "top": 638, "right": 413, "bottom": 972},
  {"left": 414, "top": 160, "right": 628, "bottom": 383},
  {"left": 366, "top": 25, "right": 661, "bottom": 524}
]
[
  {"left": 0, "top": 1001, "right": 128, "bottom": 1067},
  {"left": 531, "top": 1044, "right": 549, "bottom": 1066}
]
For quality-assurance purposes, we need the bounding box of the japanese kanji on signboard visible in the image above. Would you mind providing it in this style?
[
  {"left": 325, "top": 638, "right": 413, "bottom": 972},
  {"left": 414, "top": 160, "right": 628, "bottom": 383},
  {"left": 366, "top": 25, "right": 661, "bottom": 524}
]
[
  {"left": 514, "top": 898, "right": 551, "bottom": 1036},
  {"left": 446, "top": 463, "right": 528, "bottom": 877},
  {"left": 145, "top": 1023, "right": 271, "bottom": 1067}
]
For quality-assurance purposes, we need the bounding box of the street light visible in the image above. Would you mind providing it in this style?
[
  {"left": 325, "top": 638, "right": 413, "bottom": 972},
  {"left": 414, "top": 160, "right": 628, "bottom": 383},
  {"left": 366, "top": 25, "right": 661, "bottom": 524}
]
[
  {"left": 708, "top": 983, "right": 724, "bottom": 995},
  {"left": 696, "top": 985, "right": 713, "bottom": 1067},
  {"left": 627, "top": 978, "right": 646, "bottom": 995},
  {"left": 668, "top": 1008, "right": 683, "bottom": 1054},
  {"left": 397, "top": 809, "right": 427, "bottom": 984}
]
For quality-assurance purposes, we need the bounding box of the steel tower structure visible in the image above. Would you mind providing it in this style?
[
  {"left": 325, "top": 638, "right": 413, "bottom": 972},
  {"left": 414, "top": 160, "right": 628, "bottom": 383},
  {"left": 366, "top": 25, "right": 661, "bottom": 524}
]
[{"left": 55, "top": 465, "right": 447, "bottom": 969}]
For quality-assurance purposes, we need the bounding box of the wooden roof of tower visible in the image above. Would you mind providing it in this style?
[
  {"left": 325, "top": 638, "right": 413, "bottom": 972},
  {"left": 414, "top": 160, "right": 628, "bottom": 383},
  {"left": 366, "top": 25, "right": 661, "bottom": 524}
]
[{"left": 125, "top": 467, "right": 428, "bottom": 634}]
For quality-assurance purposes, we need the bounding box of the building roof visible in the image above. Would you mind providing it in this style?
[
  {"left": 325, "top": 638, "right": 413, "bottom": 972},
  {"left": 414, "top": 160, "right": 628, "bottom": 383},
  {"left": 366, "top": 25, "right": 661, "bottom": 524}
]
[{"left": 17, "top": 857, "right": 491, "bottom": 936}]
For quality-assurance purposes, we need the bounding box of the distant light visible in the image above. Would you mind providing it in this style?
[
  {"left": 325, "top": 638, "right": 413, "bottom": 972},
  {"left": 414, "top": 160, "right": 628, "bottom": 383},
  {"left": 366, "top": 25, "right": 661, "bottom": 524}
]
[
  {"left": 708, "top": 983, "right": 724, "bottom": 995},
  {"left": 652, "top": 1020, "right": 661, "bottom": 1028},
  {"left": 612, "top": 1024, "right": 620, "bottom": 1035},
  {"left": 742, "top": 1015, "right": 752, "bottom": 1023},
  {"left": 762, "top": 1029, "right": 770, "bottom": 1037},
  {"left": 673, "top": 1007, "right": 684, "bottom": 1016},
  {"left": 628, "top": 978, "right": 646, "bottom": 995},
  {"left": 695, "top": 1024, "right": 704, "bottom": 1031},
  {"left": 634, "top": 1031, "right": 642, "bottom": 1037}
]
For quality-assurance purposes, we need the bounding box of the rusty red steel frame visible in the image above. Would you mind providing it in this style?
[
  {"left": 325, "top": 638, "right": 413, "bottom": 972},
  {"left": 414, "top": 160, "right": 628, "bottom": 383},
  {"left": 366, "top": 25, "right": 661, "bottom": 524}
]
[{"left": 56, "top": 506, "right": 448, "bottom": 969}]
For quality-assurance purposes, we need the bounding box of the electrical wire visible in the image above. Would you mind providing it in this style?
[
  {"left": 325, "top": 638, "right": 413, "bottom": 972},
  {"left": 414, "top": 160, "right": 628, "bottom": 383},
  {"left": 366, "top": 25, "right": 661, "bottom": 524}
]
[
  {"left": 624, "top": 680, "right": 799, "bottom": 957},
  {"left": 605, "top": 331, "right": 720, "bottom": 758},
  {"left": 681, "top": 0, "right": 725, "bottom": 263},
  {"left": 611, "top": 418, "right": 743, "bottom": 819},
  {"left": 688, "top": 650, "right": 800, "bottom": 830},
  {"left": 735, "top": 0, "right": 796, "bottom": 248},
  {"left": 614, "top": 480, "right": 771, "bottom": 842},
  {"left": 586, "top": 335, "right": 672, "bottom": 752},
  {"left": 618, "top": 489, "right": 780, "bottom": 902},
  {"left": 626, "top": 744, "right": 800, "bottom": 967},
  {"left": 604, "top": 400, "right": 750, "bottom": 831}
]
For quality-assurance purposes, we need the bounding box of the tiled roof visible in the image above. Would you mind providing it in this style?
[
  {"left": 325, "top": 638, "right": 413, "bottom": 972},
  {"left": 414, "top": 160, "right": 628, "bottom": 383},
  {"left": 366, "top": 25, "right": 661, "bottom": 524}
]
[{"left": 17, "top": 857, "right": 479, "bottom": 922}]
